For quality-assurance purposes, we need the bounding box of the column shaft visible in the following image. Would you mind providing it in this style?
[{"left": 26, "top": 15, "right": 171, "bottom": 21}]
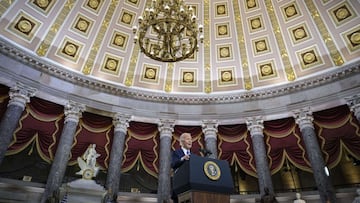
[
  {"left": 246, "top": 117, "right": 274, "bottom": 196},
  {"left": 0, "top": 105, "right": 25, "bottom": 164},
  {"left": 294, "top": 109, "right": 336, "bottom": 203},
  {"left": 105, "top": 114, "right": 130, "bottom": 201},
  {"left": 157, "top": 120, "right": 174, "bottom": 203},
  {"left": 41, "top": 101, "right": 84, "bottom": 203},
  {"left": 0, "top": 83, "right": 36, "bottom": 165}
]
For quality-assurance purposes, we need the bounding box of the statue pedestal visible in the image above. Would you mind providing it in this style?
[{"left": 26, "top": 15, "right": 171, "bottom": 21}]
[{"left": 61, "top": 179, "right": 105, "bottom": 203}]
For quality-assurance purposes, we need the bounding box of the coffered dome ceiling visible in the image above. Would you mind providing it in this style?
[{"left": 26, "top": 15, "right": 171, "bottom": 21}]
[{"left": 0, "top": 0, "right": 359, "bottom": 123}]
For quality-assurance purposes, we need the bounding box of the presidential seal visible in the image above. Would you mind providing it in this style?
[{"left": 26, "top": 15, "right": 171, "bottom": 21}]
[{"left": 204, "top": 161, "right": 221, "bottom": 180}]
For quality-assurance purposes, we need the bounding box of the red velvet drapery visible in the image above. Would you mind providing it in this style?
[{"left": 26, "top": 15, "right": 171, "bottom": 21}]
[
  {"left": 7, "top": 97, "right": 64, "bottom": 162},
  {"left": 218, "top": 124, "right": 257, "bottom": 176},
  {"left": 313, "top": 105, "right": 360, "bottom": 168},
  {"left": 122, "top": 121, "right": 159, "bottom": 177},
  {"left": 264, "top": 118, "right": 311, "bottom": 174}
]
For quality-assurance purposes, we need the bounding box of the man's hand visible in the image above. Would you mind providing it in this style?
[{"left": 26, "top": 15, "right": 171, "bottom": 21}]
[{"left": 181, "top": 154, "right": 190, "bottom": 161}]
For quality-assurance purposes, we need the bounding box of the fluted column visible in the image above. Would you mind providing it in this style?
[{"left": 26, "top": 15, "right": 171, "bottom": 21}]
[
  {"left": 157, "top": 119, "right": 174, "bottom": 203},
  {"left": 202, "top": 120, "right": 218, "bottom": 159},
  {"left": 0, "top": 82, "right": 36, "bottom": 165},
  {"left": 41, "top": 101, "right": 85, "bottom": 203},
  {"left": 246, "top": 117, "right": 274, "bottom": 196},
  {"left": 293, "top": 108, "right": 336, "bottom": 203},
  {"left": 106, "top": 113, "right": 130, "bottom": 202},
  {"left": 345, "top": 94, "right": 360, "bottom": 122}
]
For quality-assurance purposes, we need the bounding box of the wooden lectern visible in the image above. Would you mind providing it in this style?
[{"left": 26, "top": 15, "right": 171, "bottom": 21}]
[{"left": 173, "top": 155, "right": 234, "bottom": 203}]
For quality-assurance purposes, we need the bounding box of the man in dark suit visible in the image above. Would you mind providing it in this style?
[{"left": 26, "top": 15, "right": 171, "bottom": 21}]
[
  {"left": 171, "top": 132, "right": 192, "bottom": 170},
  {"left": 171, "top": 132, "right": 192, "bottom": 203}
]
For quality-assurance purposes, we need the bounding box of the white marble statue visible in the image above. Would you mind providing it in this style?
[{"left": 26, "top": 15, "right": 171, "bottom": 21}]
[
  {"left": 76, "top": 144, "right": 101, "bottom": 179},
  {"left": 353, "top": 188, "right": 360, "bottom": 203},
  {"left": 294, "top": 193, "right": 306, "bottom": 203}
]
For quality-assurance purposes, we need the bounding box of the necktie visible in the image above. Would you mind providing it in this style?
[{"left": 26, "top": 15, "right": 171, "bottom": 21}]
[{"left": 187, "top": 150, "right": 190, "bottom": 155}]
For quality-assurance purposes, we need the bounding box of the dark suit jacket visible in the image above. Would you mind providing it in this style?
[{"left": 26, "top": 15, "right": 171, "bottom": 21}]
[{"left": 171, "top": 148, "right": 186, "bottom": 170}]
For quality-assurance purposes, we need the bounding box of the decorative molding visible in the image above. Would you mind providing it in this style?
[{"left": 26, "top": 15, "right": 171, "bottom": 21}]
[{"left": 0, "top": 39, "right": 359, "bottom": 105}]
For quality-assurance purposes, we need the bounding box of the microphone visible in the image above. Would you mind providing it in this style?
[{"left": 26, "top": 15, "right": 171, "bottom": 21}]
[{"left": 199, "top": 148, "right": 212, "bottom": 156}]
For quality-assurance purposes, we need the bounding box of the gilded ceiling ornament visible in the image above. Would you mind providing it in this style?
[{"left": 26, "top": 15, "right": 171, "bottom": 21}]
[
  {"left": 183, "top": 72, "right": 193, "bottom": 83},
  {"left": 205, "top": 86, "right": 211, "bottom": 94},
  {"left": 287, "top": 72, "right": 295, "bottom": 81},
  {"left": 145, "top": 68, "right": 156, "bottom": 79},
  {"left": 303, "top": 52, "right": 316, "bottom": 64},
  {"left": 220, "top": 47, "right": 229, "bottom": 58},
  {"left": 83, "top": 65, "right": 91, "bottom": 75},
  {"left": 247, "top": 0, "right": 256, "bottom": 8},
  {"left": 122, "top": 13, "right": 131, "bottom": 24},
  {"left": 106, "top": 59, "right": 117, "bottom": 70},
  {"left": 165, "top": 84, "right": 171, "bottom": 92},
  {"left": 336, "top": 8, "right": 349, "bottom": 20},
  {"left": 17, "top": 19, "right": 32, "bottom": 33},
  {"left": 350, "top": 33, "right": 360, "bottom": 45},
  {"left": 114, "top": 35, "right": 124, "bottom": 46},
  {"left": 285, "top": 6, "right": 296, "bottom": 17},
  {"left": 64, "top": 44, "right": 77, "bottom": 56},
  {"left": 36, "top": 0, "right": 49, "bottom": 8},
  {"left": 217, "top": 5, "right": 225, "bottom": 15},
  {"left": 244, "top": 79, "right": 252, "bottom": 90},
  {"left": 251, "top": 19, "right": 261, "bottom": 29},
  {"left": 256, "top": 41, "right": 266, "bottom": 51},
  {"left": 88, "top": 0, "right": 99, "bottom": 9},
  {"left": 36, "top": 44, "right": 49, "bottom": 56},
  {"left": 77, "top": 20, "right": 88, "bottom": 31},
  {"left": 294, "top": 28, "right": 305, "bottom": 39},
  {"left": 261, "top": 65, "right": 272, "bottom": 76},
  {"left": 221, "top": 71, "right": 232, "bottom": 82},
  {"left": 218, "top": 25, "right": 227, "bottom": 35}
]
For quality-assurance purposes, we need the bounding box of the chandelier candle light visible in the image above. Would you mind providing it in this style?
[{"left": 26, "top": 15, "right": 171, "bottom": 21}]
[{"left": 133, "top": 0, "right": 203, "bottom": 62}]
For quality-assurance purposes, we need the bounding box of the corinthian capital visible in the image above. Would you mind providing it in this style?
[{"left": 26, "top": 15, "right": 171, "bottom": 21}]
[
  {"left": 293, "top": 107, "right": 314, "bottom": 130},
  {"left": 345, "top": 94, "right": 360, "bottom": 118},
  {"left": 113, "top": 113, "right": 131, "bottom": 133},
  {"left": 246, "top": 116, "right": 264, "bottom": 137},
  {"left": 202, "top": 120, "right": 218, "bottom": 140},
  {"left": 64, "top": 101, "right": 85, "bottom": 123},
  {"left": 8, "top": 82, "right": 37, "bottom": 108},
  {"left": 158, "top": 119, "right": 175, "bottom": 139}
]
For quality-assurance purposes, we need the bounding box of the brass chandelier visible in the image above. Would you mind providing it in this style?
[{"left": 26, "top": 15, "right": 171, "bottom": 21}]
[{"left": 133, "top": 0, "right": 203, "bottom": 62}]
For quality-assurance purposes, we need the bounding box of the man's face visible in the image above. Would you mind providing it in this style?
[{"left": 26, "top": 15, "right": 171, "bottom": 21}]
[{"left": 181, "top": 134, "right": 192, "bottom": 150}]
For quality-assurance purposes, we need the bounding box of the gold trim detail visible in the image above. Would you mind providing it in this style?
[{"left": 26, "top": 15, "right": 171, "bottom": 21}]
[
  {"left": 204, "top": 1, "right": 211, "bottom": 93},
  {"left": 265, "top": 0, "right": 296, "bottom": 81},
  {"left": 233, "top": 0, "right": 252, "bottom": 90},
  {"left": 82, "top": 0, "right": 119, "bottom": 75},
  {"left": 304, "top": 0, "right": 343, "bottom": 66},
  {"left": 36, "top": 0, "right": 75, "bottom": 56}
]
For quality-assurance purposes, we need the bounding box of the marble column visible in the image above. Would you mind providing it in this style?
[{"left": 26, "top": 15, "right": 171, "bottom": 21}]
[
  {"left": 246, "top": 117, "right": 274, "bottom": 196},
  {"left": 157, "top": 119, "right": 174, "bottom": 203},
  {"left": 202, "top": 120, "right": 218, "bottom": 159},
  {"left": 41, "top": 101, "right": 85, "bottom": 203},
  {"left": 345, "top": 94, "right": 360, "bottom": 122},
  {"left": 105, "top": 113, "right": 130, "bottom": 202},
  {"left": 0, "top": 82, "right": 36, "bottom": 165},
  {"left": 293, "top": 108, "right": 336, "bottom": 203}
]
